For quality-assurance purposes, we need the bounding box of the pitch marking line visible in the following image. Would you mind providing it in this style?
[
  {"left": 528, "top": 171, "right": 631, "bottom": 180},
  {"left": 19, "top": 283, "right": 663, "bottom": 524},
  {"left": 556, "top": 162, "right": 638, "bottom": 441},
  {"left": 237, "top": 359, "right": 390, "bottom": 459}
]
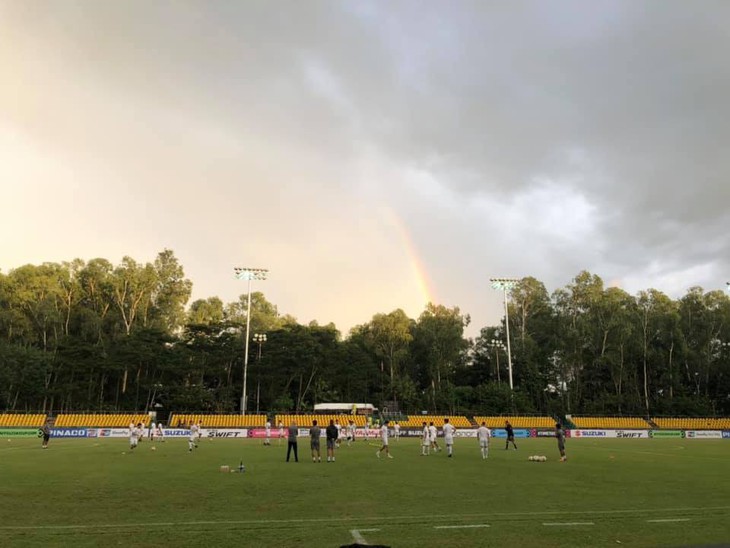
[
  {"left": 646, "top": 518, "right": 691, "bottom": 523},
  {"left": 350, "top": 528, "right": 379, "bottom": 544},
  {"left": 2, "top": 506, "right": 729, "bottom": 532},
  {"left": 434, "top": 524, "right": 490, "bottom": 529},
  {"left": 543, "top": 522, "right": 594, "bottom": 526}
]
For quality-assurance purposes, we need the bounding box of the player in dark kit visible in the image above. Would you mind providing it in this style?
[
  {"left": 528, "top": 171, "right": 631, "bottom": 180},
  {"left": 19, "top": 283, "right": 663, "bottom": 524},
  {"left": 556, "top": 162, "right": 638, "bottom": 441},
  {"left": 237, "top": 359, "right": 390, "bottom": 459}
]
[
  {"left": 40, "top": 423, "right": 50, "bottom": 449},
  {"left": 555, "top": 423, "right": 567, "bottom": 462},
  {"left": 504, "top": 420, "right": 517, "bottom": 450}
]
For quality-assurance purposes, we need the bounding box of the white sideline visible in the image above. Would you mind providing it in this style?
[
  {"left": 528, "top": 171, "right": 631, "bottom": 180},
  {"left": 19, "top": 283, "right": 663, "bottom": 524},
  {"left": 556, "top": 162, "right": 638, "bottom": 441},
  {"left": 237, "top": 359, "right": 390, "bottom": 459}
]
[
  {"left": 543, "top": 522, "right": 594, "bottom": 526},
  {"left": 350, "top": 528, "right": 379, "bottom": 544},
  {"left": 434, "top": 524, "right": 490, "bottom": 529},
  {"left": 2, "top": 506, "right": 729, "bottom": 531},
  {"left": 646, "top": 518, "right": 691, "bottom": 523}
]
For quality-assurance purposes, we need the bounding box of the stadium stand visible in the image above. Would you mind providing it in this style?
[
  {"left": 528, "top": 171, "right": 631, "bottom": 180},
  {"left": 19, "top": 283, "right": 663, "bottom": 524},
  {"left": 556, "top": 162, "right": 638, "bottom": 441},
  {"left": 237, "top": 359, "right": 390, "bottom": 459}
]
[
  {"left": 168, "top": 414, "right": 267, "bottom": 428},
  {"left": 0, "top": 414, "right": 47, "bottom": 427},
  {"left": 652, "top": 417, "right": 730, "bottom": 430},
  {"left": 275, "top": 414, "right": 368, "bottom": 427},
  {"left": 474, "top": 416, "right": 555, "bottom": 428},
  {"left": 398, "top": 416, "right": 472, "bottom": 428},
  {"left": 571, "top": 416, "right": 652, "bottom": 429},
  {"left": 54, "top": 414, "right": 150, "bottom": 427}
]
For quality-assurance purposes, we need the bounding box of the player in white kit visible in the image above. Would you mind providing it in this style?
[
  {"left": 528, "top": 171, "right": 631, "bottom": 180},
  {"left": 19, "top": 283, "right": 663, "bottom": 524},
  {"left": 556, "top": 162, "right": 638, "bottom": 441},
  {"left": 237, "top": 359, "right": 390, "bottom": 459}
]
[
  {"left": 393, "top": 422, "right": 400, "bottom": 441},
  {"left": 443, "top": 418, "right": 456, "bottom": 457},
  {"left": 129, "top": 423, "right": 139, "bottom": 450},
  {"left": 157, "top": 423, "right": 165, "bottom": 442},
  {"left": 334, "top": 420, "right": 342, "bottom": 448},
  {"left": 264, "top": 420, "right": 272, "bottom": 446},
  {"left": 421, "top": 422, "right": 431, "bottom": 456},
  {"left": 149, "top": 422, "right": 156, "bottom": 441},
  {"left": 278, "top": 422, "right": 285, "bottom": 445},
  {"left": 429, "top": 422, "right": 440, "bottom": 452},
  {"left": 477, "top": 422, "right": 491, "bottom": 459},
  {"left": 346, "top": 420, "right": 356, "bottom": 446},
  {"left": 376, "top": 420, "right": 393, "bottom": 459},
  {"left": 189, "top": 423, "right": 199, "bottom": 452}
]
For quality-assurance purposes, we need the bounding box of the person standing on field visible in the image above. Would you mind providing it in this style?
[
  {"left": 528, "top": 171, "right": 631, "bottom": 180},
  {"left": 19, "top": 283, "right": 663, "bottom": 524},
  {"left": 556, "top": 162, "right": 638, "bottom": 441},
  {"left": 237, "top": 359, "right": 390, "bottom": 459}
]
[
  {"left": 443, "top": 418, "right": 456, "bottom": 457},
  {"left": 326, "top": 420, "right": 338, "bottom": 462},
  {"left": 429, "top": 422, "right": 440, "bottom": 453},
  {"left": 556, "top": 423, "right": 567, "bottom": 462},
  {"left": 376, "top": 420, "right": 393, "bottom": 459},
  {"left": 393, "top": 422, "right": 400, "bottom": 441},
  {"left": 477, "top": 422, "right": 491, "bottom": 460},
  {"left": 421, "top": 422, "right": 431, "bottom": 456},
  {"left": 286, "top": 421, "right": 299, "bottom": 462},
  {"left": 310, "top": 420, "right": 322, "bottom": 463},
  {"left": 504, "top": 420, "right": 517, "bottom": 450},
  {"left": 41, "top": 422, "right": 51, "bottom": 449},
  {"left": 264, "top": 419, "right": 271, "bottom": 446}
]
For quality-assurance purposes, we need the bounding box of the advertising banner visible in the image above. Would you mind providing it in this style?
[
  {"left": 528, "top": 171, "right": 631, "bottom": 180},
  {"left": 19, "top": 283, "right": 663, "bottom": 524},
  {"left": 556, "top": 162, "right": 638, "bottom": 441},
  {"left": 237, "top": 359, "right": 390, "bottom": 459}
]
[
  {"left": 50, "top": 428, "right": 89, "bottom": 438},
  {"left": 535, "top": 430, "right": 557, "bottom": 438},
  {"left": 491, "top": 428, "right": 531, "bottom": 438},
  {"left": 723, "top": 431, "right": 730, "bottom": 439},
  {"left": 685, "top": 430, "right": 722, "bottom": 439},
  {"left": 97, "top": 428, "right": 130, "bottom": 438},
  {"left": 454, "top": 429, "right": 477, "bottom": 438},
  {"left": 203, "top": 429, "right": 248, "bottom": 439},
  {"left": 248, "top": 429, "right": 275, "bottom": 439},
  {"left": 650, "top": 430, "right": 684, "bottom": 438},
  {"left": 0, "top": 428, "right": 38, "bottom": 437},
  {"left": 570, "top": 429, "right": 614, "bottom": 438},
  {"left": 615, "top": 430, "right": 649, "bottom": 438}
]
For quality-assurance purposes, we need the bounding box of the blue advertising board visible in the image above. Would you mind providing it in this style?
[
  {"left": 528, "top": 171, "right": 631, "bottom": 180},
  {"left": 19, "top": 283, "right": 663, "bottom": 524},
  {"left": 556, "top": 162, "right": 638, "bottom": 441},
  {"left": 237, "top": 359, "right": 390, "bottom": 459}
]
[
  {"left": 50, "top": 428, "right": 89, "bottom": 438},
  {"left": 491, "top": 428, "right": 532, "bottom": 438}
]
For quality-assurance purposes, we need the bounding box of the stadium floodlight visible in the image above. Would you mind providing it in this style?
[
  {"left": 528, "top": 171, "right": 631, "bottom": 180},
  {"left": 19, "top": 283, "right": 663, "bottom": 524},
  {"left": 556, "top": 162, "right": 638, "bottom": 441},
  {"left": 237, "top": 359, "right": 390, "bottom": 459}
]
[
  {"left": 490, "top": 277, "right": 520, "bottom": 391},
  {"left": 234, "top": 267, "right": 269, "bottom": 415},
  {"left": 253, "top": 333, "right": 267, "bottom": 415}
]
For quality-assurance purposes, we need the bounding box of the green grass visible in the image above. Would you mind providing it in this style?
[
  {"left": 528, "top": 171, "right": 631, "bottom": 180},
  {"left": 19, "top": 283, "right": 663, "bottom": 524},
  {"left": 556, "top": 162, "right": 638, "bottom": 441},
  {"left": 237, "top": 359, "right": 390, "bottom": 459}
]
[{"left": 1, "top": 435, "right": 729, "bottom": 547}]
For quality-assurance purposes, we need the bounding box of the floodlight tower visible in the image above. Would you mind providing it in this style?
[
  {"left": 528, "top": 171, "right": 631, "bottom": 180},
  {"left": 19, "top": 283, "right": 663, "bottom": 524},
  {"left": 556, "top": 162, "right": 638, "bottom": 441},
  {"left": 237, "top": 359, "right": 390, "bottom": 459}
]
[
  {"left": 490, "top": 277, "right": 520, "bottom": 391},
  {"left": 234, "top": 267, "right": 268, "bottom": 415}
]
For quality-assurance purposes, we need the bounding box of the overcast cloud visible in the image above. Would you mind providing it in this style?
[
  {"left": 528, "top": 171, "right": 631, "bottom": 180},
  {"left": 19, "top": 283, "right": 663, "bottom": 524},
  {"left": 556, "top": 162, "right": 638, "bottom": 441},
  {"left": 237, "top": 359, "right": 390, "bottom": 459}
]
[{"left": 1, "top": 1, "right": 729, "bottom": 335}]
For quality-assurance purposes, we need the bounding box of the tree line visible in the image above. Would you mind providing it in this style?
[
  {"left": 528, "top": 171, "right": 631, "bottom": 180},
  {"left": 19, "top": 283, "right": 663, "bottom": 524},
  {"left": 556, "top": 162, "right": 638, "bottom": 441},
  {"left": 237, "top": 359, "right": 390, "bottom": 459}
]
[{"left": 1, "top": 251, "right": 729, "bottom": 417}]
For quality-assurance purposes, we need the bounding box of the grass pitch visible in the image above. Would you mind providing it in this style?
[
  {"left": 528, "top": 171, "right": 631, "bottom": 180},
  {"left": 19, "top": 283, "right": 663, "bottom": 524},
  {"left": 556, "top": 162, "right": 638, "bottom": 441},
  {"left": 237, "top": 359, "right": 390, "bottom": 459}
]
[{"left": 1, "top": 435, "right": 729, "bottom": 547}]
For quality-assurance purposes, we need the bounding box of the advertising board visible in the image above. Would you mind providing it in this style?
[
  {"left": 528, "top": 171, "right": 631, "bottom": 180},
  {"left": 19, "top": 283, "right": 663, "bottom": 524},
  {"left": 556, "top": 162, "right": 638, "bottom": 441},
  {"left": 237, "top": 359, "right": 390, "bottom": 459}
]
[
  {"left": 649, "top": 430, "right": 684, "bottom": 438},
  {"left": 685, "top": 430, "right": 722, "bottom": 439},
  {"left": 203, "top": 429, "right": 248, "bottom": 438},
  {"left": 615, "top": 430, "right": 649, "bottom": 438},
  {"left": 570, "top": 429, "right": 613, "bottom": 438},
  {"left": 0, "top": 428, "right": 38, "bottom": 437},
  {"left": 723, "top": 431, "right": 730, "bottom": 439},
  {"left": 491, "top": 428, "right": 531, "bottom": 438},
  {"left": 50, "top": 428, "right": 89, "bottom": 438},
  {"left": 454, "top": 429, "right": 477, "bottom": 438},
  {"left": 535, "top": 430, "right": 557, "bottom": 438}
]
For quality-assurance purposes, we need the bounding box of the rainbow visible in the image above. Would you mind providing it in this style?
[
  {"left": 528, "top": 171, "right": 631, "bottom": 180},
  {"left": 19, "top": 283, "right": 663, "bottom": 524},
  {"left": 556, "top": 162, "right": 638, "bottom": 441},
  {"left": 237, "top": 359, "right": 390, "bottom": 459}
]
[{"left": 383, "top": 207, "right": 436, "bottom": 307}]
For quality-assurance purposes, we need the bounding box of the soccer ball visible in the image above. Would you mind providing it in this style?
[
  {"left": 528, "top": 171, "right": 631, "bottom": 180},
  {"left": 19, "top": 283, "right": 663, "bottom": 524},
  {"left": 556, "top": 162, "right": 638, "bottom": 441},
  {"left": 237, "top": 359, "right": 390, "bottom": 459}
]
[
  {"left": 151, "top": 446, "right": 157, "bottom": 451},
  {"left": 528, "top": 456, "right": 535, "bottom": 461},
  {"left": 539, "top": 456, "right": 547, "bottom": 462}
]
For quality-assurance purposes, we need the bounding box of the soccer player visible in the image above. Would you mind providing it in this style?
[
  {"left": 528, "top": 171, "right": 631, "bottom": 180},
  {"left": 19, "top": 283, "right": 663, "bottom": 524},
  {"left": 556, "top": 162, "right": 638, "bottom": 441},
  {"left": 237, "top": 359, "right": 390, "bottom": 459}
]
[
  {"left": 429, "top": 422, "right": 440, "bottom": 453},
  {"left": 421, "top": 422, "right": 431, "bottom": 456},
  {"left": 189, "top": 422, "right": 199, "bottom": 452},
  {"left": 197, "top": 421, "right": 203, "bottom": 443},
  {"left": 376, "top": 420, "right": 393, "bottom": 459},
  {"left": 278, "top": 421, "right": 285, "bottom": 445},
  {"left": 346, "top": 420, "right": 356, "bottom": 447},
  {"left": 264, "top": 419, "right": 272, "bottom": 446},
  {"left": 555, "top": 423, "right": 567, "bottom": 462},
  {"left": 157, "top": 423, "right": 165, "bottom": 442},
  {"left": 326, "top": 420, "right": 338, "bottom": 462},
  {"left": 41, "top": 422, "right": 50, "bottom": 449},
  {"left": 334, "top": 420, "right": 342, "bottom": 448},
  {"left": 286, "top": 421, "right": 299, "bottom": 462},
  {"left": 505, "top": 420, "right": 517, "bottom": 450},
  {"left": 443, "top": 418, "right": 456, "bottom": 457},
  {"left": 129, "top": 423, "right": 140, "bottom": 451},
  {"left": 149, "top": 421, "right": 156, "bottom": 441},
  {"left": 393, "top": 422, "right": 400, "bottom": 441},
  {"left": 477, "top": 421, "right": 491, "bottom": 459},
  {"left": 310, "top": 420, "right": 321, "bottom": 462}
]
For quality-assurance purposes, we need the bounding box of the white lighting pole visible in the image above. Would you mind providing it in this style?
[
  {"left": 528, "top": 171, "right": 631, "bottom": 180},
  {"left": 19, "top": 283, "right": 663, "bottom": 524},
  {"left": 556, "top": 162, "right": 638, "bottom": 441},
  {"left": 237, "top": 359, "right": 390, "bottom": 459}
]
[
  {"left": 253, "top": 333, "right": 267, "bottom": 415},
  {"left": 234, "top": 267, "right": 268, "bottom": 415},
  {"left": 490, "top": 277, "right": 520, "bottom": 391}
]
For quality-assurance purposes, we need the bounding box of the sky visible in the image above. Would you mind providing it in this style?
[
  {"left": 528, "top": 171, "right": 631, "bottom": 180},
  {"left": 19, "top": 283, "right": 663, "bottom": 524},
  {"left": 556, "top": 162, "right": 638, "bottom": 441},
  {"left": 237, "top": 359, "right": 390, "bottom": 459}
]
[{"left": 2, "top": 1, "right": 729, "bottom": 337}]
